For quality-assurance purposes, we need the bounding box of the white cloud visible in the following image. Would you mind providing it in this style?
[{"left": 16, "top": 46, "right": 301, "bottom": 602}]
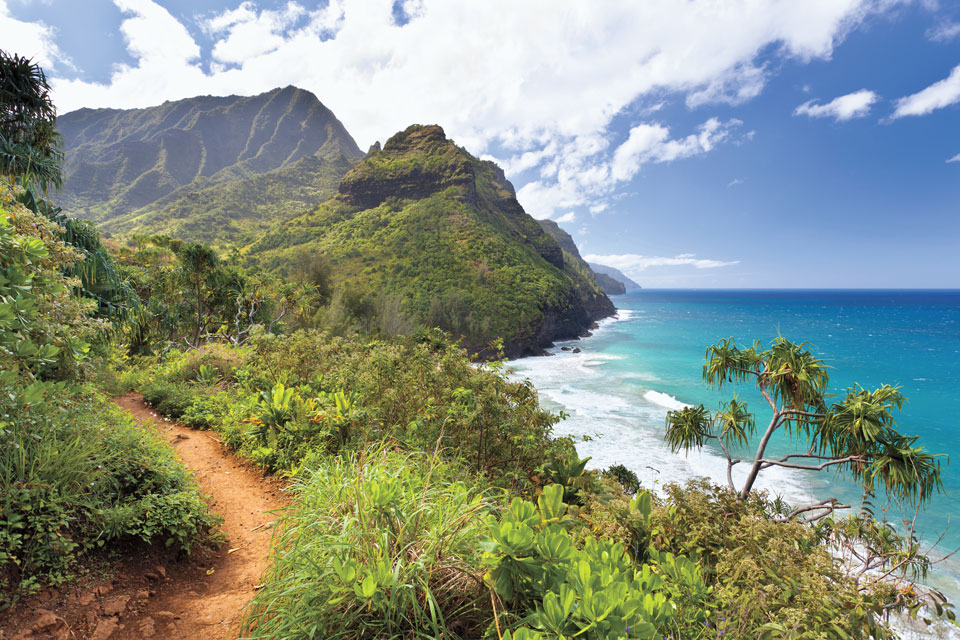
[
  {"left": 794, "top": 89, "right": 878, "bottom": 121},
  {"left": 515, "top": 117, "right": 744, "bottom": 219},
  {"left": 114, "top": 0, "right": 200, "bottom": 65},
  {"left": 610, "top": 117, "right": 741, "bottom": 181},
  {"left": 926, "top": 20, "right": 960, "bottom": 42},
  {"left": 891, "top": 63, "right": 960, "bottom": 119},
  {"left": 947, "top": 153, "right": 960, "bottom": 163},
  {"left": 15, "top": 0, "right": 901, "bottom": 216},
  {"left": 205, "top": 1, "right": 307, "bottom": 64},
  {"left": 727, "top": 177, "right": 744, "bottom": 187},
  {"left": 0, "top": 0, "right": 70, "bottom": 69},
  {"left": 554, "top": 212, "right": 575, "bottom": 224},
  {"left": 584, "top": 252, "right": 740, "bottom": 277},
  {"left": 686, "top": 63, "right": 767, "bottom": 108}
]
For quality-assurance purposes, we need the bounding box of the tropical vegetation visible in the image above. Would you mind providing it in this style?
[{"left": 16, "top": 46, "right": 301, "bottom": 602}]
[{"left": 1, "top": 50, "right": 956, "bottom": 639}]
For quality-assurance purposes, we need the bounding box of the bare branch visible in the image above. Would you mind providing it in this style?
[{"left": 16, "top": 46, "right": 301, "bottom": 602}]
[
  {"left": 778, "top": 498, "right": 851, "bottom": 523},
  {"left": 757, "top": 454, "right": 864, "bottom": 472},
  {"left": 707, "top": 433, "right": 740, "bottom": 491}
]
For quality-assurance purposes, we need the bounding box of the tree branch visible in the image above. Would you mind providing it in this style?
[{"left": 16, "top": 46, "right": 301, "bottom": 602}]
[
  {"left": 757, "top": 454, "right": 863, "bottom": 472},
  {"left": 778, "top": 498, "right": 851, "bottom": 523},
  {"left": 707, "top": 433, "right": 740, "bottom": 491}
]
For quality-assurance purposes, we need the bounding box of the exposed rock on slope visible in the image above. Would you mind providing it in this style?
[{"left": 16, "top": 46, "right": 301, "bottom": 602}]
[
  {"left": 250, "top": 124, "right": 613, "bottom": 356},
  {"left": 538, "top": 219, "right": 626, "bottom": 296},
  {"left": 57, "top": 86, "right": 363, "bottom": 246}
]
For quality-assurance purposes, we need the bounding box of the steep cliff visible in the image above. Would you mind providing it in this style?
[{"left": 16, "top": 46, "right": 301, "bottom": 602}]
[
  {"left": 250, "top": 124, "right": 613, "bottom": 356},
  {"left": 537, "top": 219, "right": 626, "bottom": 296},
  {"left": 588, "top": 262, "right": 642, "bottom": 290}
]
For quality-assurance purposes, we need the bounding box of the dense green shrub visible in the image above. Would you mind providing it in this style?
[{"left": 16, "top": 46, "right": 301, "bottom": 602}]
[
  {"left": 482, "top": 485, "right": 709, "bottom": 639},
  {"left": 239, "top": 449, "right": 492, "bottom": 639},
  {"left": 140, "top": 379, "right": 201, "bottom": 419},
  {"left": 137, "top": 329, "right": 572, "bottom": 486},
  {"left": 647, "top": 480, "right": 900, "bottom": 638},
  {"left": 0, "top": 388, "right": 219, "bottom": 604},
  {"left": 163, "top": 343, "right": 246, "bottom": 383}
]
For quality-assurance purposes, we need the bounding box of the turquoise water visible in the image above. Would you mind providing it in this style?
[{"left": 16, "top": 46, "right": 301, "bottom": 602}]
[{"left": 508, "top": 289, "right": 960, "bottom": 599}]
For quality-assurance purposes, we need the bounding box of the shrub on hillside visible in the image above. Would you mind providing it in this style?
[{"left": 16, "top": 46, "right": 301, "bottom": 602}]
[
  {"left": 140, "top": 379, "right": 201, "bottom": 419},
  {"left": 0, "top": 389, "right": 219, "bottom": 604},
  {"left": 137, "top": 329, "right": 572, "bottom": 486}
]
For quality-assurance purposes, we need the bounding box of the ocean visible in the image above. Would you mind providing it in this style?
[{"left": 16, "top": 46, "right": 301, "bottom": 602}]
[{"left": 507, "top": 289, "right": 960, "bottom": 602}]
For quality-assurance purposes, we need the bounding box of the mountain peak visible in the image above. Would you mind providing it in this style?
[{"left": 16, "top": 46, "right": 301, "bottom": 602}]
[
  {"left": 56, "top": 87, "right": 364, "bottom": 244},
  {"left": 383, "top": 124, "right": 449, "bottom": 153},
  {"left": 337, "top": 123, "right": 473, "bottom": 209}
]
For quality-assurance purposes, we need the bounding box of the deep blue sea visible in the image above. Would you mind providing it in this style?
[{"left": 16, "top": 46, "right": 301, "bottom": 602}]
[{"left": 508, "top": 289, "right": 960, "bottom": 601}]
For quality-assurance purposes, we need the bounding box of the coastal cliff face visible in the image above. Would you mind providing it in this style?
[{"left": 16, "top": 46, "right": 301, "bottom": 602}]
[
  {"left": 537, "top": 219, "right": 626, "bottom": 296},
  {"left": 250, "top": 124, "right": 614, "bottom": 356},
  {"left": 56, "top": 86, "right": 363, "bottom": 246}
]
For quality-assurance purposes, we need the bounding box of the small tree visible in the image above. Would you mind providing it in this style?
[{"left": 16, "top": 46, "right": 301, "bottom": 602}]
[
  {"left": 665, "top": 336, "right": 944, "bottom": 520},
  {"left": 0, "top": 50, "right": 63, "bottom": 191},
  {"left": 178, "top": 242, "right": 219, "bottom": 345}
]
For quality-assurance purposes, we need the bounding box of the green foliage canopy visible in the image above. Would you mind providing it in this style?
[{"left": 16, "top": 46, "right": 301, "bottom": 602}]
[{"left": 0, "top": 50, "right": 62, "bottom": 191}]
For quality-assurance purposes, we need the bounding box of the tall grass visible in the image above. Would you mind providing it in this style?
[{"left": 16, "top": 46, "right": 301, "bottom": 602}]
[{"left": 239, "top": 448, "right": 493, "bottom": 639}]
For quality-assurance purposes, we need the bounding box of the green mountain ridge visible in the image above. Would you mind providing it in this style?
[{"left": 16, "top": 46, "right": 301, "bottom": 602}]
[
  {"left": 57, "top": 86, "right": 364, "bottom": 246},
  {"left": 250, "top": 124, "right": 614, "bottom": 356}
]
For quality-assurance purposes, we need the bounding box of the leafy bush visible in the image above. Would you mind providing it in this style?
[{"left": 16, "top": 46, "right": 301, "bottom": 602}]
[
  {"left": 603, "top": 464, "right": 640, "bottom": 496},
  {"left": 140, "top": 379, "right": 201, "bottom": 419},
  {"left": 137, "top": 329, "right": 572, "bottom": 486},
  {"left": 482, "top": 485, "right": 708, "bottom": 639},
  {"left": 164, "top": 342, "right": 246, "bottom": 383},
  {"left": 647, "top": 480, "right": 900, "bottom": 638},
  {"left": 0, "top": 388, "right": 219, "bottom": 603},
  {"left": 239, "top": 449, "right": 491, "bottom": 639}
]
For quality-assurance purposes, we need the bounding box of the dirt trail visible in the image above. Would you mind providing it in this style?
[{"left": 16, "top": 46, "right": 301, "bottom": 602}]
[{"left": 111, "top": 394, "right": 286, "bottom": 639}]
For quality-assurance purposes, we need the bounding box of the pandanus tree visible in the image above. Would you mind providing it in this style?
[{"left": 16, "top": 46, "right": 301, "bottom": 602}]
[
  {"left": 0, "top": 50, "right": 63, "bottom": 192},
  {"left": 178, "top": 242, "right": 220, "bottom": 344},
  {"left": 665, "top": 337, "right": 945, "bottom": 521}
]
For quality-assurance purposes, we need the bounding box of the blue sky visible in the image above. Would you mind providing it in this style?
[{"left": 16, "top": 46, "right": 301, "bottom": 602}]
[{"left": 3, "top": 0, "right": 959, "bottom": 287}]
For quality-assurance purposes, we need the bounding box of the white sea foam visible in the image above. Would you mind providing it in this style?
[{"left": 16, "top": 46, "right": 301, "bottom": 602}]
[{"left": 642, "top": 390, "right": 690, "bottom": 412}]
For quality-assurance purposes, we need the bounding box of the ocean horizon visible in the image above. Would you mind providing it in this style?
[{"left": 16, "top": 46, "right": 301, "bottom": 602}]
[{"left": 508, "top": 288, "right": 960, "bottom": 602}]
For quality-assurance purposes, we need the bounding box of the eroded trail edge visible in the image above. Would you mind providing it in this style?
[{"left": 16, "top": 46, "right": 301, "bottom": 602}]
[{"left": 114, "top": 393, "right": 286, "bottom": 640}]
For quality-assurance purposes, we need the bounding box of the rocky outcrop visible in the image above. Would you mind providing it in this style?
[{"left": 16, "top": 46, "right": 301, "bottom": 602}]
[{"left": 338, "top": 126, "right": 477, "bottom": 209}]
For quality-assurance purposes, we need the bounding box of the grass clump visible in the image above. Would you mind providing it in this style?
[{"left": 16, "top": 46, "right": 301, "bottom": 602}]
[{"left": 239, "top": 448, "right": 491, "bottom": 639}]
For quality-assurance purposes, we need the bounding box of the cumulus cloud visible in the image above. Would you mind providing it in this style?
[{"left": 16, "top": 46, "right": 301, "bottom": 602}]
[
  {"left": 205, "top": 1, "right": 308, "bottom": 64},
  {"left": 0, "top": 0, "right": 70, "bottom": 69},
  {"left": 584, "top": 253, "right": 740, "bottom": 276},
  {"left": 514, "top": 117, "right": 745, "bottom": 219},
  {"left": 554, "top": 212, "right": 576, "bottom": 224},
  {"left": 891, "top": 64, "right": 960, "bottom": 119},
  {"left": 947, "top": 153, "right": 960, "bottom": 163},
  {"left": 14, "top": 0, "right": 900, "bottom": 216},
  {"left": 794, "top": 89, "right": 878, "bottom": 121},
  {"left": 610, "top": 118, "right": 742, "bottom": 181}
]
